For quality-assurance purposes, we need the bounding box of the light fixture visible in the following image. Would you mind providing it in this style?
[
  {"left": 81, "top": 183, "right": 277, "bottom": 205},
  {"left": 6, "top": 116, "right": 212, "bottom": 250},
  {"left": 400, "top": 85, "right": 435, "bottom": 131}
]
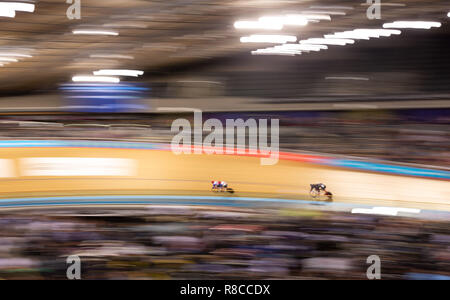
[
  {"left": 251, "top": 51, "right": 296, "bottom": 56},
  {"left": 0, "top": 8, "right": 15, "bottom": 18},
  {"left": 383, "top": 21, "right": 441, "bottom": 29},
  {"left": 0, "top": 57, "right": 18, "bottom": 62},
  {"left": 300, "top": 38, "right": 354, "bottom": 45},
  {"left": 0, "top": 52, "right": 32, "bottom": 58},
  {"left": 0, "top": 2, "right": 34, "bottom": 17},
  {"left": 325, "top": 28, "right": 400, "bottom": 40},
  {"left": 72, "top": 30, "right": 119, "bottom": 36},
  {"left": 301, "top": 14, "right": 331, "bottom": 21},
  {"left": 72, "top": 76, "right": 120, "bottom": 83},
  {"left": 251, "top": 48, "right": 299, "bottom": 56},
  {"left": 234, "top": 14, "right": 309, "bottom": 30},
  {"left": 240, "top": 35, "right": 297, "bottom": 44},
  {"left": 0, "top": 2, "right": 35, "bottom": 18},
  {"left": 309, "top": 5, "right": 353, "bottom": 10},
  {"left": 90, "top": 54, "right": 134, "bottom": 60},
  {"left": 353, "top": 28, "right": 401, "bottom": 37},
  {"left": 276, "top": 44, "right": 327, "bottom": 51},
  {"left": 93, "top": 69, "right": 144, "bottom": 77},
  {"left": 2, "top": 2, "right": 34, "bottom": 12},
  {"left": 325, "top": 31, "right": 370, "bottom": 40},
  {"left": 301, "top": 10, "right": 346, "bottom": 15}
]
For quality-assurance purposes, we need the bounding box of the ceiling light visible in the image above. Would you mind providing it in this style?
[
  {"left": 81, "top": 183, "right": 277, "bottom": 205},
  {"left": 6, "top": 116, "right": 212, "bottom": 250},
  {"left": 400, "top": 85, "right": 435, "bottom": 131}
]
[
  {"left": 301, "top": 14, "right": 331, "bottom": 21},
  {"left": 283, "top": 14, "right": 309, "bottom": 25},
  {"left": 353, "top": 28, "right": 401, "bottom": 37},
  {"left": 2, "top": 2, "right": 34, "bottom": 12},
  {"left": 324, "top": 29, "right": 400, "bottom": 40},
  {"left": 0, "top": 57, "right": 18, "bottom": 62},
  {"left": 276, "top": 44, "right": 327, "bottom": 51},
  {"left": 301, "top": 10, "right": 346, "bottom": 15},
  {"left": 0, "top": 8, "right": 15, "bottom": 18},
  {"left": 240, "top": 35, "right": 297, "bottom": 44},
  {"left": 301, "top": 38, "right": 354, "bottom": 45},
  {"left": 72, "top": 30, "right": 119, "bottom": 36},
  {"left": 310, "top": 5, "right": 353, "bottom": 10},
  {"left": 383, "top": 21, "right": 441, "bottom": 29},
  {"left": 93, "top": 69, "right": 144, "bottom": 77},
  {"left": 72, "top": 76, "right": 120, "bottom": 83},
  {"left": 0, "top": 2, "right": 34, "bottom": 18},
  {"left": 90, "top": 54, "right": 134, "bottom": 60},
  {"left": 325, "top": 31, "right": 370, "bottom": 40},
  {"left": 234, "top": 14, "right": 309, "bottom": 30},
  {"left": 0, "top": 52, "right": 32, "bottom": 58},
  {"left": 251, "top": 51, "right": 295, "bottom": 56},
  {"left": 251, "top": 48, "right": 299, "bottom": 56}
]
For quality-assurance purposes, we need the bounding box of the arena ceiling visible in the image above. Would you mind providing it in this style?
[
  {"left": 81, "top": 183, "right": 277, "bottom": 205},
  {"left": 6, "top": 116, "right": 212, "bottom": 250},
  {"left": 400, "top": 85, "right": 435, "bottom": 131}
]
[{"left": 0, "top": 0, "right": 449, "bottom": 94}]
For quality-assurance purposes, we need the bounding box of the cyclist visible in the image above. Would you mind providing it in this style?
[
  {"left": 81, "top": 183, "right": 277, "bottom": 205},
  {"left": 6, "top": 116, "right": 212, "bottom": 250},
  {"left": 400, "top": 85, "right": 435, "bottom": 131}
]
[
  {"left": 310, "top": 183, "right": 333, "bottom": 201},
  {"left": 220, "top": 181, "right": 228, "bottom": 192},
  {"left": 211, "top": 180, "right": 219, "bottom": 192},
  {"left": 310, "top": 183, "right": 326, "bottom": 194}
]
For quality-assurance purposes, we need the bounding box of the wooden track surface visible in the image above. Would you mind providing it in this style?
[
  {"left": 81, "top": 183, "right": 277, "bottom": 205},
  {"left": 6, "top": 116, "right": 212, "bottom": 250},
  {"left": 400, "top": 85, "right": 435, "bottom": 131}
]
[{"left": 0, "top": 147, "right": 448, "bottom": 211}]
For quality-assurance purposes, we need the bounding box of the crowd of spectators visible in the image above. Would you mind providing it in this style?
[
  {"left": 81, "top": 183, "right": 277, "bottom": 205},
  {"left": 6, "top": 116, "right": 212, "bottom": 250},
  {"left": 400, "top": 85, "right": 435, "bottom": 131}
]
[
  {"left": 0, "top": 108, "right": 448, "bottom": 167},
  {"left": 0, "top": 205, "right": 448, "bottom": 280}
]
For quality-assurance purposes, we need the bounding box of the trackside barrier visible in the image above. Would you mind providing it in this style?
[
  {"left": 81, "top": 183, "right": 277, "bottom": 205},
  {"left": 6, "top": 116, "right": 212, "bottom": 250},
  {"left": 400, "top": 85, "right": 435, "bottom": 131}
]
[{"left": 0, "top": 140, "right": 448, "bottom": 180}]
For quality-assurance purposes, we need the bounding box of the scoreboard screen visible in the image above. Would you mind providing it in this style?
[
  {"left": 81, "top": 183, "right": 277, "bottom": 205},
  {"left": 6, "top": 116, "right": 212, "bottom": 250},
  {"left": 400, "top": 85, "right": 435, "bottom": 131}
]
[{"left": 60, "top": 83, "right": 150, "bottom": 113}]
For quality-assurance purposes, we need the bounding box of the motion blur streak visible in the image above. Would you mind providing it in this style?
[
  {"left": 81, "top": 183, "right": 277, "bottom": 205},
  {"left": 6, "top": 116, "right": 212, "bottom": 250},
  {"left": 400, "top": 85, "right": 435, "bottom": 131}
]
[
  {"left": 0, "top": 0, "right": 448, "bottom": 281},
  {"left": 0, "top": 144, "right": 448, "bottom": 211}
]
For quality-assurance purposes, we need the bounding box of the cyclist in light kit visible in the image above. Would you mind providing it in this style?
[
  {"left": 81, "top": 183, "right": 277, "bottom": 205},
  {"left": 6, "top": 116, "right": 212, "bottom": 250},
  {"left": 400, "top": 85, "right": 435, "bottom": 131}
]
[
  {"left": 211, "top": 180, "right": 219, "bottom": 191},
  {"left": 220, "top": 181, "right": 228, "bottom": 192}
]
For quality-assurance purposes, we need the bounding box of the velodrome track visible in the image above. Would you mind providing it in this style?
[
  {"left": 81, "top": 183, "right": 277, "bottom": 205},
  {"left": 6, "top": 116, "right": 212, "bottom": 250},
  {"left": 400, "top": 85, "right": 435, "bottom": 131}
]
[{"left": 0, "top": 140, "right": 448, "bottom": 211}]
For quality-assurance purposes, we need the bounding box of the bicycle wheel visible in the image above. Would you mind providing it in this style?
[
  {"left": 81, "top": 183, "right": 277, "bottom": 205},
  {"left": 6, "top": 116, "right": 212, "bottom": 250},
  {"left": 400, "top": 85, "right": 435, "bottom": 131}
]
[{"left": 310, "top": 190, "right": 319, "bottom": 199}]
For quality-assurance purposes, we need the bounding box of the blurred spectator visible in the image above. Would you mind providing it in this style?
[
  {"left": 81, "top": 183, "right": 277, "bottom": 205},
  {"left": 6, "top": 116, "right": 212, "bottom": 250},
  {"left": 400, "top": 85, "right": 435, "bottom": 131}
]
[{"left": 0, "top": 206, "right": 448, "bottom": 280}]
